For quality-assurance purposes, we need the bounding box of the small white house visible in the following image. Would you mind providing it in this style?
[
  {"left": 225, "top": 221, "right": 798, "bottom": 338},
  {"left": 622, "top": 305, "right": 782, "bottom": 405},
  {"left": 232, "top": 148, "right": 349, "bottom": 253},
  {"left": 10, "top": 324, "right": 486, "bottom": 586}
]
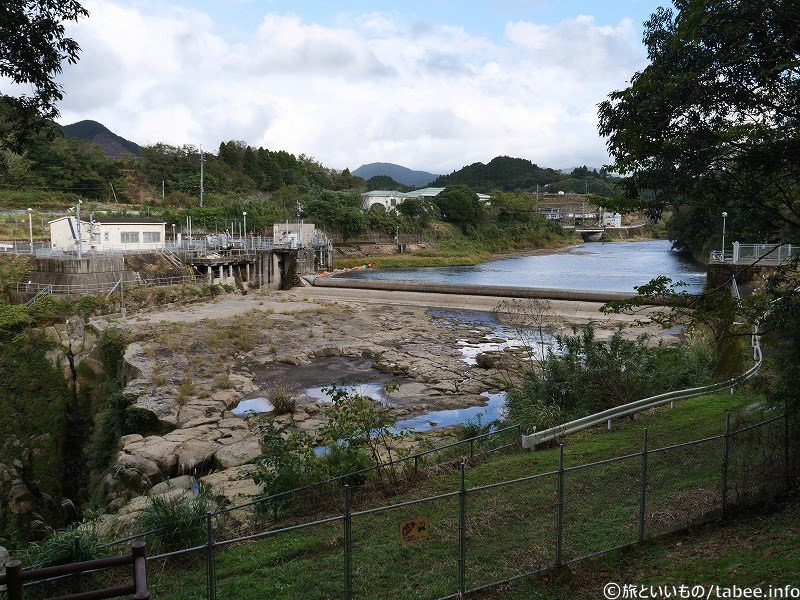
[{"left": 49, "top": 216, "right": 166, "bottom": 253}]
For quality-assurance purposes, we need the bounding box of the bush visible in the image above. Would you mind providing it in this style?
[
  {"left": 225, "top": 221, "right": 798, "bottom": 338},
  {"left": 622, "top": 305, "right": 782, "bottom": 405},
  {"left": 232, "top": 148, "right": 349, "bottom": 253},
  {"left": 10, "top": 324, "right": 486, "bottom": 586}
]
[
  {"left": 24, "top": 521, "right": 108, "bottom": 568},
  {"left": 138, "top": 487, "right": 213, "bottom": 553},
  {"left": 506, "top": 325, "right": 715, "bottom": 431},
  {"left": 457, "top": 412, "right": 493, "bottom": 440},
  {"left": 268, "top": 385, "right": 296, "bottom": 414},
  {"left": 475, "top": 352, "right": 497, "bottom": 369}
]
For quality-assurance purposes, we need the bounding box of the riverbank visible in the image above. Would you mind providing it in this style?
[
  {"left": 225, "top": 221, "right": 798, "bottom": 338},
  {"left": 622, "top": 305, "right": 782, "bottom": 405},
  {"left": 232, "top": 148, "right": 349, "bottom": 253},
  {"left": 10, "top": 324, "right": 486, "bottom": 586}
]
[{"left": 90, "top": 284, "right": 670, "bottom": 527}]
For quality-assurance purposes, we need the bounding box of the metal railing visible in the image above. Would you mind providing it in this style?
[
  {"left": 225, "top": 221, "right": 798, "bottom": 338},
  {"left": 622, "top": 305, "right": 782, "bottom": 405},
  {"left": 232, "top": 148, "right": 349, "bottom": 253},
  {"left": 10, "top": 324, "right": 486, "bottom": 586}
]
[
  {"left": 711, "top": 242, "right": 797, "bottom": 264},
  {"left": 20, "top": 410, "right": 790, "bottom": 600},
  {"left": 522, "top": 301, "right": 763, "bottom": 448},
  {"left": 10, "top": 275, "right": 204, "bottom": 296}
]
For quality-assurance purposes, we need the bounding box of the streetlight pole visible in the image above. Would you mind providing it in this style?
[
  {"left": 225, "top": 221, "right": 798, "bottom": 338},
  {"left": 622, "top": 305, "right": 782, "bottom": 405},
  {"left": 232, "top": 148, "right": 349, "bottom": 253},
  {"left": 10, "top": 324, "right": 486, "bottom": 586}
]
[
  {"left": 172, "top": 223, "right": 176, "bottom": 246},
  {"left": 199, "top": 146, "right": 205, "bottom": 207},
  {"left": 27, "top": 208, "right": 33, "bottom": 254},
  {"left": 242, "top": 212, "right": 247, "bottom": 249},
  {"left": 721, "top": 211, "right": 728, "bottom": 257},
  {"left": 76, "top": 199, "right": 82, "bottom": 259}
]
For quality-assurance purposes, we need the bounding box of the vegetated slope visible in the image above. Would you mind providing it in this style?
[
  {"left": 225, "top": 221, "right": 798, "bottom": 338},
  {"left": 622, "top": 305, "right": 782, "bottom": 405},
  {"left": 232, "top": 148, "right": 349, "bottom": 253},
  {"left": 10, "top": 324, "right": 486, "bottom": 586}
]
[
  {"left": 61, "top": 120, "right": 141, "bottom": 158},
  {"left": 352, "top": 162, "right": 440, "bottom": 187},
  {"left": 431, "top": 156, "right": 564, "bottom": 192}
]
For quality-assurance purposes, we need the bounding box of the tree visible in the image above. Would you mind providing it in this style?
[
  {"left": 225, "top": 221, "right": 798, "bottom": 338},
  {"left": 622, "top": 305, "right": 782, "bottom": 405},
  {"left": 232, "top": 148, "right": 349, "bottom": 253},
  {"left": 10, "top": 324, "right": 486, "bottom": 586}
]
[
  {"left": 0, "top": 1, "right": 88, "bottom": 157},
  {"left": 598, "top": 0, "right": 800, "bottom": 252},
  {"left": 434, "top": 185, "right": 484, "bottom": 232}
]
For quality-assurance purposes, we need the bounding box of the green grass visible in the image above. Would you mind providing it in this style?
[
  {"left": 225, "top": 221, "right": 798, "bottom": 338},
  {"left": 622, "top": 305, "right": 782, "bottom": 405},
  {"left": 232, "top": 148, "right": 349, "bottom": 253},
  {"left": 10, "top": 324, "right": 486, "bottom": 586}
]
[{"left": 148, "top": 390, "right": 793, "bottom": 599}]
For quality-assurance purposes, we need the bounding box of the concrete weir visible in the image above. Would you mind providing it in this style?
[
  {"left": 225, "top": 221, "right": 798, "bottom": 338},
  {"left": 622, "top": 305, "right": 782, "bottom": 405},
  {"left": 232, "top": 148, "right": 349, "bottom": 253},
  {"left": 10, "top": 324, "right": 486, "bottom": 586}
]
[{"left": 312, "top": 276, "right": 638, "bottom": 303}]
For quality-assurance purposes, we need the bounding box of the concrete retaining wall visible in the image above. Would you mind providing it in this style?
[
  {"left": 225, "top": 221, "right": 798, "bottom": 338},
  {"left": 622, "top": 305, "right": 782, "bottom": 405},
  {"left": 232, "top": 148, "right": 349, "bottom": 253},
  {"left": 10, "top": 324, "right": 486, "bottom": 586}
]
[{"left": 313, "top": 276, "right": 638, "bottom": 303}]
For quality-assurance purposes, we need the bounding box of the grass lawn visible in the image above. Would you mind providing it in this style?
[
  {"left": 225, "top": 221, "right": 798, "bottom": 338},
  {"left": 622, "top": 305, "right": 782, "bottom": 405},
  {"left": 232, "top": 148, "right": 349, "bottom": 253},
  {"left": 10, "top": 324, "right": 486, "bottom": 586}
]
[{"left": 149, "top": 390, "right": 795, "bottom": 599}]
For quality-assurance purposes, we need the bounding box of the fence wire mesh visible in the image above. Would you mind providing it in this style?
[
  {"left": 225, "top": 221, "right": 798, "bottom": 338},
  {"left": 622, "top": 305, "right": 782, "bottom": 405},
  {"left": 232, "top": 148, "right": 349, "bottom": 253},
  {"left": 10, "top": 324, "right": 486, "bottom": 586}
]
[
  {"left": 465, "top": 474, "right": 557, "bottom": 590},
  {"left": 351, "top": 495, "right": 460, "bottom": 600},
  {"left": 727, "top": 417, "right": 787, "bottom": 510},
  {"left": 561, "top": 455, "right": 640, "bottom": 562}
]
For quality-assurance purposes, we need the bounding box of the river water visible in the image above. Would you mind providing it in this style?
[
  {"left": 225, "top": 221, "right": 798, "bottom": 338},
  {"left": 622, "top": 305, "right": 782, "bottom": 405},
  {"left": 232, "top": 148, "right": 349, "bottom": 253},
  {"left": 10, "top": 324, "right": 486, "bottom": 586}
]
[
  {"left": 237, "top": 240, "right": 706, "bottom": 432},
  {"left": 334, "top": 239, "right": 707, "bottom": 294}
]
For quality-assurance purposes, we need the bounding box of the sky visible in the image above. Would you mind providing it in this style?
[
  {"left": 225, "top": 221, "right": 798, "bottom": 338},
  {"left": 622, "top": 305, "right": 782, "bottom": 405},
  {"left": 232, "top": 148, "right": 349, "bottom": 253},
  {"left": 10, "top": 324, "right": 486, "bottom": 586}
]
[{"left": 14, "top": 0, "right": 668, "bottom": 174}]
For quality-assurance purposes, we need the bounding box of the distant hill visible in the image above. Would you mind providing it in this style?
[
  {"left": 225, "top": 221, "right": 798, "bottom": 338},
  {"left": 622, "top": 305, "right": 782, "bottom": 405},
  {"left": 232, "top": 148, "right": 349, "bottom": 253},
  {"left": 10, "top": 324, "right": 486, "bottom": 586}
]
[
  {"left": 353, "top": 163, "right": 439, "bottom": 188},
  {"left": 61, "top": 120, "right": 141, "bottom": 158},
  {"left": 431, "top": 156, "right": 563, "bottom": 193},
  {"left": 365, "top": 175, "right": 412, "bottom": 192}
]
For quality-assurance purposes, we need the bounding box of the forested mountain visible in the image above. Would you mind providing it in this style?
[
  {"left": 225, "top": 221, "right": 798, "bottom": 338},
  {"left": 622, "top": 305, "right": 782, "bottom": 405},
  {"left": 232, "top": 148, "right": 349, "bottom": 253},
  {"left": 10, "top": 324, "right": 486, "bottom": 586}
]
[
  {"left": 364, "top": 175, "right": 411, "bottom": 192},
  {"left": 352, "top": 162, "right": 439, "bottom": 187},
  {"left": 62, "top": 120, "right": 141, "bottom": 157},
  {"left": 431, "top": 156, "right": 564, "bottom": 192}
]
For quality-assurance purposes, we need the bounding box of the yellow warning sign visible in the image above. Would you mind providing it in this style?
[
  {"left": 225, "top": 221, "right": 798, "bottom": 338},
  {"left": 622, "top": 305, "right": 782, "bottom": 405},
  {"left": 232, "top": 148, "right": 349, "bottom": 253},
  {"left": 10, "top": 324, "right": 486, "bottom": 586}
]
[{"left": 399, "top": 517, "right": 430, "bottom": 545}]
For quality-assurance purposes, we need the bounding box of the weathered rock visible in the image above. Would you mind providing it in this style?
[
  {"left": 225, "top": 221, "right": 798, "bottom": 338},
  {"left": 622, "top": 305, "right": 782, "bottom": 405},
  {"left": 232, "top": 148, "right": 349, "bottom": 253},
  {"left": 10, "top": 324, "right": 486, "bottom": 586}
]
[
  {"left": 124, "top": 438, "right": 180, "bottom": 474},
  {"left": 175, "top": 440, "right": 218, "bottom": 475},
  {"left": 150, "top": 475, "right": 195, "bottom": 496},
  {"left": 0, "top": 545, "right": 9, "bottom": 574},
  {"left": 119, "top": 434, "right": 144, "bottom": 448},
  {"left": 116, "top": 452, "right": 161, "bottom": 481},
  {"left": 215, "top": 438, "right": 262, "bottom": 469}
]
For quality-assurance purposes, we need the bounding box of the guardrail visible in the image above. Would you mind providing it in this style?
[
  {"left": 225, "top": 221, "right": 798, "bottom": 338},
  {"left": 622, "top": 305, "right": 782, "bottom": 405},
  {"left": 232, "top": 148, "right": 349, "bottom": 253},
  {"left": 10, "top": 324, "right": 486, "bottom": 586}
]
[
  {"left": 522, "top": 314, "right": 763, "bottom": 449},
  {"left": 710, "top": 242, "right": 797, "bottom": 265}
]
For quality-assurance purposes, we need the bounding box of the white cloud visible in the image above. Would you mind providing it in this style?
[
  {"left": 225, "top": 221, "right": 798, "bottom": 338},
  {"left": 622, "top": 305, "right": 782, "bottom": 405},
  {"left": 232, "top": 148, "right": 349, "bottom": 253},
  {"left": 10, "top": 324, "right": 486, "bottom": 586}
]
[{"left": 53, "top": 2, "right": 647, "bottom": 172}]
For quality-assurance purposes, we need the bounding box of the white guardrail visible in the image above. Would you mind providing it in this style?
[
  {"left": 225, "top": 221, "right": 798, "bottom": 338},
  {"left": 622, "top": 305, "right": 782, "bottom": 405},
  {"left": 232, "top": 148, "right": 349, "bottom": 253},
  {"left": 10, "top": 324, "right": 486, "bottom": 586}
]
[{"left": 521, "top": 327, "right": 763, "bottom": 449}]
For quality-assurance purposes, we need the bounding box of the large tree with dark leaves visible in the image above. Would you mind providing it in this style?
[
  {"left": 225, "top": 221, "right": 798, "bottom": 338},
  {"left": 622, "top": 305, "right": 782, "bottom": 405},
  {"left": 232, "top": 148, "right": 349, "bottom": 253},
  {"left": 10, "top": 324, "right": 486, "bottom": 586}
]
[
  {"left": 598, "top": 0, "right": 800, "bottom": 252},
  {"left": 0, "top": 1, "right": 88, "bottom": 159}
]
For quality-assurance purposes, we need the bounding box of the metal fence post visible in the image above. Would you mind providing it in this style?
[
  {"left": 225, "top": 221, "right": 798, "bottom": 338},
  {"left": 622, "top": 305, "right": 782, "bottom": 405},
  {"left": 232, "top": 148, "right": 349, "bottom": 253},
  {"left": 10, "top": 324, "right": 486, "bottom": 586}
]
[
  {"left": 555, "top": 444, "right": 564, "bottom": 567},
  {"left": 458, "top": 460, "right": 466, "bottom": 597},
  {"left": 785, "top": 398, "right": 791, "bottom": 491},
  {"left": 639, "top": 428, "right": 648, "bottom": 543},
  {"left": 344, "top": 485, "right": 352, "bottom": 600},
  {"left": 74, "top": 535, "right": 82, "bottom": 594},
  {"left": 721, "top": 412, "right": 731, "bottom": 518},
  {"left": 469, "top": 438, "right": 474, "bottom": 459},
  {"left": 206, "top": 511, "right": 216, "bottom": 600}
]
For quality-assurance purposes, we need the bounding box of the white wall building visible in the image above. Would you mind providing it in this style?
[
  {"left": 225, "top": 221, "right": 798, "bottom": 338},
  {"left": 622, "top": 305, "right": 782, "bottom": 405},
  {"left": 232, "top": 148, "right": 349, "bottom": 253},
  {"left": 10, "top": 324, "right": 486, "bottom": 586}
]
[
  {"left": 362, "top": 190, "right": 409, "bottom": 211},
  {"left": 49, "top": 217, "right": 167, "bottom": 253},
  {"left": 273, "top": 222, "right": 318, "bottom": 248}
]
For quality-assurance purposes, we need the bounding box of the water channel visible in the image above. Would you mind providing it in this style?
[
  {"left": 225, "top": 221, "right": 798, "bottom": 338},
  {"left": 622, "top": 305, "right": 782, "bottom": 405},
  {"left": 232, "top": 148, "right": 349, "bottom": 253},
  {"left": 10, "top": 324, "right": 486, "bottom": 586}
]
[
  {"left": 333, "top": 239, "right": 707, "bottom": 294},
  {"left": 235, "top": 240, "right": 707, "bottom": 432}
]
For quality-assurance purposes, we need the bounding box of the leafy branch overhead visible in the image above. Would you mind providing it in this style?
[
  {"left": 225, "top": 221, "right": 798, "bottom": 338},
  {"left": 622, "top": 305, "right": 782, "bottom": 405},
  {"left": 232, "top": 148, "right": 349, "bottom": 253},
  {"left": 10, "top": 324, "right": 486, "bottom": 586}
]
[
  {"left": 0, "top": 1, "right": 89, "bottom": 155},
  {"left": 598, "top": 1, "right": 800, "bottom": 250}
]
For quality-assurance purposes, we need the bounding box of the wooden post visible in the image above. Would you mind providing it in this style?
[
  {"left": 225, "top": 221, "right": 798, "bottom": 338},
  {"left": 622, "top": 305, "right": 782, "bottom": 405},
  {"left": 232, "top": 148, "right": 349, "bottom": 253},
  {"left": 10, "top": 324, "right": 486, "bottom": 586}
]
[
  {"left": 5, "top": 560, "right": 23, "bottom": 600},
  {"left": 132, "top": 541, "right": 150, "bottom": 600}
]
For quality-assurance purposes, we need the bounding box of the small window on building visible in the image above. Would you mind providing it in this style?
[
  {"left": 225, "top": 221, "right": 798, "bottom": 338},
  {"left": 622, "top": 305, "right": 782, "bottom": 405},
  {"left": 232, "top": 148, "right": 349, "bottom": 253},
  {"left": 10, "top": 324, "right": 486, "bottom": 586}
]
[
  {"left": 104, "top": 232, "right": 109, "bottom": 241},
  {"left": 143, "top": 232, "right": 161, "bottom": 243},
  {"left": 391, "top": 199, "right": 396, "bottom": 207},
  {"left": 121, "top": 232, "right": 140, "bottom": 244}
]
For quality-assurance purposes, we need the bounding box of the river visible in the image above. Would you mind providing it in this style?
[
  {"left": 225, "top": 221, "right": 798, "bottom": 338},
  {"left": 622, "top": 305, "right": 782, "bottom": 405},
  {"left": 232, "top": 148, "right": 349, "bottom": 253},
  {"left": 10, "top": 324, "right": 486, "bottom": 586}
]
[{"left": 333, "top": 239, "right": 707, "bottom": 294}]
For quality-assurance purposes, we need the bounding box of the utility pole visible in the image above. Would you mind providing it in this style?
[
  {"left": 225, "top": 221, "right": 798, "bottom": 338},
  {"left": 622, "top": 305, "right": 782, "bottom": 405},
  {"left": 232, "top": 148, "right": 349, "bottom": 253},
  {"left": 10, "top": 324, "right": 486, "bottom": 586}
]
[
  {"left": 76, "top": 199, "right": 82, "bottom": 259},
  {"left": 199, "top": 145, "right": 205, "bottom": 207}
]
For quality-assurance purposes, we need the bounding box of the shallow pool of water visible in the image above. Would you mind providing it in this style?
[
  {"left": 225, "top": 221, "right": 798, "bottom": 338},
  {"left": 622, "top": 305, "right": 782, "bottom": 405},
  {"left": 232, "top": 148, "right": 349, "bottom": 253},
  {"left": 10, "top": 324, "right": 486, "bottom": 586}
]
[
  {"left": 301, "top": 382, "right": 391, "bottom": 404},
  {"left": 232, "top": 397, "right": 274, "bottom": 416},
  {"left": 394, "top": 391, "right": 507, "bottom": 433}
]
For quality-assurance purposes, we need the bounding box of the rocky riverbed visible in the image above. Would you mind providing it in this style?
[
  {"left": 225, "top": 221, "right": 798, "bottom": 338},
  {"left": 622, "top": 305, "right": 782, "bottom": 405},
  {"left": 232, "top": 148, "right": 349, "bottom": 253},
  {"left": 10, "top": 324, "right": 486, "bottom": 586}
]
[{"left": 74, "top": 286, "right": 664, "bottom": 533}]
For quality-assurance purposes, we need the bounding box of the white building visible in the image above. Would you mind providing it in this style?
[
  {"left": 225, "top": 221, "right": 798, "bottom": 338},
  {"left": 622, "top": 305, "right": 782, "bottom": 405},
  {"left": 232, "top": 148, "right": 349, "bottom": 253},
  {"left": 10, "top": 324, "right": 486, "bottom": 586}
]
[
  {"left": 362, "top": 187, "right": 491, "bottom": 212},
  {"left": 362, "top": 190, "right": 409, "bottom": 211},
  {"left": 273, "top": 222, "right": 318, "bottom": 248},
  {"left": 601, "top": 212, "right": 623, "bottom": 227},
  {"left": 49, "top": 216, "right": 166, "bottom": 253}
]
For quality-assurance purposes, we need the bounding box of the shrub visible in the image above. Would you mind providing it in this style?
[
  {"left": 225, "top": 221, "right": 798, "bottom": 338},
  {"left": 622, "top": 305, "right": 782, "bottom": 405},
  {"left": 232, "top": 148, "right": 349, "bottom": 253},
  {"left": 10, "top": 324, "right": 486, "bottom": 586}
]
[
  {"left": 24, "top": 521, "right": 108, "bottom": 568},
  {"left": 457, "top": 413, "right": 494, "bottom": 440},
  {"left": 268, "top": 385, "right": 296, "bottom": 414},
  {"left": 475, "top": 352, "right": 497, "bottom": 369},
  {"left": 138, "top": 487, "right": 213, "bottom": 553}
]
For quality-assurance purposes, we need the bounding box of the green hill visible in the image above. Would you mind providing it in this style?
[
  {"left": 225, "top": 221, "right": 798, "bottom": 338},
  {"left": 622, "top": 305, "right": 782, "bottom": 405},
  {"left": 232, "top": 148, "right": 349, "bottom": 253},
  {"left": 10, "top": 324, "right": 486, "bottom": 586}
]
[{"left": 61, "top": 120, "right": 141, "bottom": 158}]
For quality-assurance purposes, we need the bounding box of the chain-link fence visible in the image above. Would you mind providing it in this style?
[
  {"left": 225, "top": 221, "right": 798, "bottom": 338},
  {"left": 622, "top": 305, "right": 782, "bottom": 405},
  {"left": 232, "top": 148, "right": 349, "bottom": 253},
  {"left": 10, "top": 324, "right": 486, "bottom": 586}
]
[{"left": 2, "top": 413, "right": 796, "bottom": 599}]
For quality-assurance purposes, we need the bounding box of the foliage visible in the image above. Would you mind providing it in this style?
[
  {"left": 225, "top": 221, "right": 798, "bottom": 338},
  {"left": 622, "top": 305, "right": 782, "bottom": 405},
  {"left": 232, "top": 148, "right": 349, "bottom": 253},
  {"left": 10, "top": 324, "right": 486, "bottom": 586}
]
[
  {"left": 598, "top": 0, "right": 800, "bottom": 252},
  {"left": 0, "top": 301, "right": 33, "bottom": 335},
  {"left": 456, "top": 413, "right": 493, "bottom": 441},
  {"left": 433, "top": 185, "right": 484, "bottom": 232},
  {"left": 138, "top": 487, "right": 213, "bottom": 553},
  {"left": 268, "top": 385, "right": 296, "bottom": 415},
  {"left": 318, "top": 383, "right": 404, "bottom": 486},
  {"left": 506, "top": 325, "right": 715, "bottom": 431},
  {"left": 601, "top": 275, "right": 752, "bottom": 377},
  {"left": 0, "top": 0, "right": 88, "bottom": 157},
  {"left": 252, "top": 421, "right": 326, "bottom": 516},
  {"left": 431, "top": 156, "right": 563, "bottom": 192},
  {"left": 23, "top": 520, "right": 107, "bottom": 568}
]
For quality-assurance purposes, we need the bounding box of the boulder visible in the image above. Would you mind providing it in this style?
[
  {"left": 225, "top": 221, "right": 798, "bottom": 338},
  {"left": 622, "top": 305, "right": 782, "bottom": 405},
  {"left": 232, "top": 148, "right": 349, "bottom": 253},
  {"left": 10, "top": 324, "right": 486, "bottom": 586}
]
[
  {"left": 124, "top": 438, "right": 180, "bottom": 474},
  {"left": 0, "top": 545, "right": 9, "bottom": 572},
  {"left": 150, "top": 475, "right": 196, "bottom": 496},
  {"left": 175, "top": 440, "right": 219, "bottom": 475},
  {"left": 215, "top": 438, "right": 262, "bottom": 469}
]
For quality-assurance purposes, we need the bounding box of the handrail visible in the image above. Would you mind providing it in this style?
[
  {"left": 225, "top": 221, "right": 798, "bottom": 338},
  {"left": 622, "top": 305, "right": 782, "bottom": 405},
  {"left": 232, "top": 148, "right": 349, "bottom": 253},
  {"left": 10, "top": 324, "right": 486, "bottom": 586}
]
[{"left": 521, "top": 325, "right": 763, "bottom": 449}]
